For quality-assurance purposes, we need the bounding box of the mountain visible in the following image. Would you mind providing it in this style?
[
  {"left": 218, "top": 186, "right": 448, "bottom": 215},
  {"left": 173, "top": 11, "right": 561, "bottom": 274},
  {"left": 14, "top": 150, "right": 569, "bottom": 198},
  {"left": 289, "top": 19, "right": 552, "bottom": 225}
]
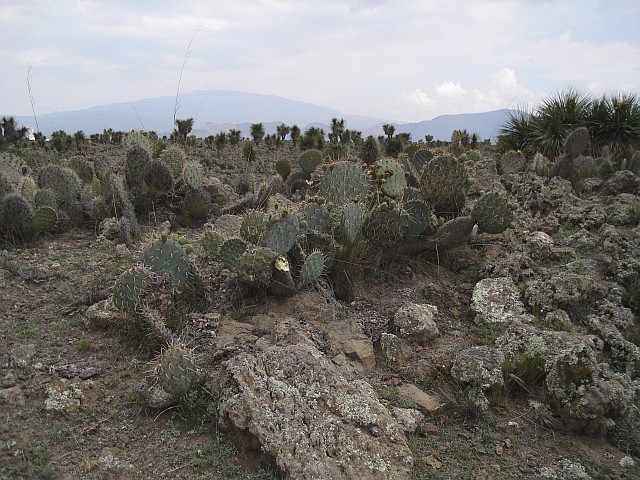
[{"left": 12, "top": 90, "right": 513, "bottom": 141}]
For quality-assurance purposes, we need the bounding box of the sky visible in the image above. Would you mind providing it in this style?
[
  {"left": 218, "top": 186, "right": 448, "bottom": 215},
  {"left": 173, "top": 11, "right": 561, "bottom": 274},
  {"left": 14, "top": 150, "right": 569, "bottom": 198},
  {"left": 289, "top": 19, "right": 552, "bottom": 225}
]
[{"left": 1, "top": 0, "right": 639, "bottom": 123}]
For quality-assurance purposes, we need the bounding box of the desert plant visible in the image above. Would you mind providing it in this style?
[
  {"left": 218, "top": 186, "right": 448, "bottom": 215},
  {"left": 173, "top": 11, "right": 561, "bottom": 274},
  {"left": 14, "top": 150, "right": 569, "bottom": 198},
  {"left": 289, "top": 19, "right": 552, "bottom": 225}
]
[{"left": 587, "top": 92, "right": 640, "bottom": 162}]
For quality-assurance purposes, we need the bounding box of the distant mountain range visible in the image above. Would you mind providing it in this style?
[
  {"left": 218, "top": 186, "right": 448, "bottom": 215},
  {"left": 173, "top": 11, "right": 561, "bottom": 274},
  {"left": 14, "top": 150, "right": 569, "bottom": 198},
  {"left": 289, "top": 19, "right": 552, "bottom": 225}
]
[{"left": 12, "top": 90, "right": 514, "bottom": 141}]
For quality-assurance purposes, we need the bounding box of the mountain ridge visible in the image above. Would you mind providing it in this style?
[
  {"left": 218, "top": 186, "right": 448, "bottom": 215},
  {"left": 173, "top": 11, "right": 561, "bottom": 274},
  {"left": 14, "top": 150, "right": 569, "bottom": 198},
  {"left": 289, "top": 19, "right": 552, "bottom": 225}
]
[{"left": 11, "top": 89, "right": 513, "bottom": 141}]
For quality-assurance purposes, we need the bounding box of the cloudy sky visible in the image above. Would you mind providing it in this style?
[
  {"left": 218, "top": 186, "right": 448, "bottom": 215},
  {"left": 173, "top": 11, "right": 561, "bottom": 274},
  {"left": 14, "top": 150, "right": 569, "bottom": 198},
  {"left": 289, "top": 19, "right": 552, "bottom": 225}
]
[{"left": 2, "top": 0, "right": 638, "bottom": 123}]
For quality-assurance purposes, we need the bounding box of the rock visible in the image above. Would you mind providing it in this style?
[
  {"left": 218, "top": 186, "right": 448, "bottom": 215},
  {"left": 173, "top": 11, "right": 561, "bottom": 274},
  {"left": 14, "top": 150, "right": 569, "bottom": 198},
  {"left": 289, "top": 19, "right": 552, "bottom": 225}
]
[
  {"left": 603, "top": 170, "right": 640, "bottom": 195},
  {"left": 450, "top": 346, "right": 505, "bottom": 413},
  {"left": 45, "top": 380, "right": 83, "bottom": 412},
  {"left": 604, "top": 193, "right": 640, "bottom": 226},
  {"left": 393, "top": 303, "right": 439, "bottom": 343},
  {"left": 619, "top": 456, "right": 636, "bottom": 468},
  {"left": 115, "top": 243, "right": 130, "bottom": 256},
  {"left": 0, "top": 386, "right": 25, "bottom": 405},
  {"left": 389, "top": 406, "right": 424, "bottom": 434},
  {"left": 220, "top": 343, "right": 414, "bottom": 480},
  {"left": 378, "top": 333, "right": 414, "bottom": 367},
  {"left": 396, "top": 383, "right": 441, "bottom": 412},
  {"left": 471, "top": 277, "right": 528, "bottom": 324},
  {"left": 84, "top": 299, "right": 113, "bottom": 326}
]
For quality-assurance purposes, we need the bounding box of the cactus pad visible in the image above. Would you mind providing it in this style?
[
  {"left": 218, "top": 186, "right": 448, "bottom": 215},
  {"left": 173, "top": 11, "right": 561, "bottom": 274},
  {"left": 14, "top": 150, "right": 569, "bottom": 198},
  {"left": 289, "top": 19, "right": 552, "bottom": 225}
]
[
  {"left": 112, "top": 266, "right": 155, "bottom": 312},
  {"left": 300, "top": 202, "right": 331, "bottom": 233},
  {"left": 299, "top": 149, "right": 324, "bottom": 174},
  {"left": 240, "top": 210, "right": 267, "bottom": 244},
  {"left": 471, "top": 192, "right": 512, "bottom": 234},
  {"left": 362, "top": 206, "right": 409, "bottom": 247},
  {"left": 263, "top": 210, "right": 300, "bottom": 255},
  {"left": 319, "top": 161, "right": 368, "bottom": 205},
  {"left": 142, "top": 237, "right": 192, "bottom": 287},
  {"left": 275, "top": 159, "right": 292, "bottom": 180},
  {"left": 219, "top": 237, "right": 248, "bottom": 271},
  {"left": 372, "top": 158, "right": 407, "bottom": 198},
  {"left": 420, "top": 154, "right": 467, "bottom": 208},
  {"left": 236, "top": 247, "right": 278, "bottom": 285},
  {"left": 298, "top": 251, "right": 325, "bottom": 286},
  {"left": 33, "top": 206, "right": 58, "bottom": 233},
  {"left": 340, "top": 201, "right": 363, "bottom": 245},
  {"left": 157, "top": 344, "right": 199, "bottom": 397},
  {"left": 403, "top": 200, "right": 433, "bottom": 239},
  {"left": 182, "top": 161, "right": 204, "bottom": 190},
  {"left": 159, "top": 145, "right": 186, "bottom": 179}
]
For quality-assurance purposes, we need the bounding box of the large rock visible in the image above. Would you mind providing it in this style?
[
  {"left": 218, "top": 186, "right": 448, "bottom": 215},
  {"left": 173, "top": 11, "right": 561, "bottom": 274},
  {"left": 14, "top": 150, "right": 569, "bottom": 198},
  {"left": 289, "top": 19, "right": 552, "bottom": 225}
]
[
  {"left": 450, "top": 346, "right": 505, "bottom": 413},
  {"left": 471, "top": 277, "right": 528, "bottom": 324},
  {"left": 219, "top": 342, "right": 414, "bottom": 480},
  {"left": 393, "top": 303, "right": 439, "bottom": 343}
]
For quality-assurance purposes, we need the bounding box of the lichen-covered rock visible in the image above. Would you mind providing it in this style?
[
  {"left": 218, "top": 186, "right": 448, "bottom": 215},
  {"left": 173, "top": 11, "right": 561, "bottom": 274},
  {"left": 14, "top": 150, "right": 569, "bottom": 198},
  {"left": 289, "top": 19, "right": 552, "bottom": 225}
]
[
  {"left": 219, "top": 343, "right": 414, "bottom": 480},
  {"left": 393, "top": 303, "right": 439, "bottom": 343},
  {"left": 378, "top": 333, "right": 414, "bottom": 366},
  {"left": 470, "top": 277, "right": 528, "bottom": 324},
  {"left": 450, "top": 346, "right": 505, "bottom": 413},
  {"left": 524, "top": 259, "right": 603, "bottom": 318},
  {"left": 602, "top": 170, "right": 640, "bottom": 195},
  {"left": 544, "top": 342, "right": 638, "bottom": 434},
  {"left": 603, "top": 193, "right": 640, "bottom": 226}
]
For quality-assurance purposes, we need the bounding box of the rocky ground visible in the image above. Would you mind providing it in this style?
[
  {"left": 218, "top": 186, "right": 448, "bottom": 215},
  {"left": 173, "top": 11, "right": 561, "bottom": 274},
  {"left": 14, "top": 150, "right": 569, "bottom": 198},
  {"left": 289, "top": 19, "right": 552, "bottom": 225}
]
[{"left": 2, "top": 142, "right": 640, "bottom": 479}]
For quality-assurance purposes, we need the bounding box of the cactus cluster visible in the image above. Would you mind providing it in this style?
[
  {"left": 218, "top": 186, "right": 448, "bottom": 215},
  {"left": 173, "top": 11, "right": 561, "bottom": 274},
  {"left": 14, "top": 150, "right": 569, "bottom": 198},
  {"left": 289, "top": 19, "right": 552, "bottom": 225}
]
[
  {"left": 419, "top": 154, "right": 468, "bottom": 215},
  {"left": 471, "top": 192, "right": 512, "bottom": 234},
  {"left": 141, "top": 236, "right": 192, "bottom": 287},
  {"left": 319, "top": 161, "right": 368, "bottom": 205},
  {"left": 112, "top": 265, "right": 156, "bottom": 313}
]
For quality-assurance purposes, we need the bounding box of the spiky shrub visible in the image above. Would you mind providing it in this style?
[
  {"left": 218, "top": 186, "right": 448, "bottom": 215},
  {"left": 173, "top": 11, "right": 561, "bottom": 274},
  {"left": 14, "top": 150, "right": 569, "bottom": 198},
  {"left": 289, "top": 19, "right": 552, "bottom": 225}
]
[
  {"left": 37, "top": 164, "right": 82, "bottom": 207},
  {"left": 299, "top": 149, "right": 324, "bottom": 174},
  {"left": 370, "top": 158, "right": 406, "bottom": 198},
  {"left": 419, "top": 154, "right": 467, "bottom": 215},
  {"left": 471, "top": 192, "right": 513, "bottom": 234},
  {"left": 33, "top": 207, "right": 58, "bottom": 234},
  {"left": 69, "top": 157, "right": 94, "bottom": 183},
  {"left": 109, "top": 175, "right": 140, "bottom": 244},
  {"left": 34, "top": 188, "right": 58, "bottom": 209},
  {"left": 275, "top": 158, "right": 292, "bottom": 181},
  {"left": 319, "top": 161, "right": 368, "bottom": 205},
  {"left": 159, "top": 145, "right": 186, "bottom": 179},
  {"left": 156, "top": 344, "right": 199, "bottom": 398},
  {"left": 588, "top": 92, "right": 640, "bottom": 162},
  {"left": 125, "top": 145, "right": 152, "bottom": 191},
  {"left": 142, "top": 236, "right": 193, "bottom": 287},
  {"left": 123, "top": 130, "right": 152, "bottom": 154},
  {"left": 0, "top": 193, "right": 35, "bottom": 244},
  {"left": 112, "top": 266, "right": 156, "bottom": 313}
]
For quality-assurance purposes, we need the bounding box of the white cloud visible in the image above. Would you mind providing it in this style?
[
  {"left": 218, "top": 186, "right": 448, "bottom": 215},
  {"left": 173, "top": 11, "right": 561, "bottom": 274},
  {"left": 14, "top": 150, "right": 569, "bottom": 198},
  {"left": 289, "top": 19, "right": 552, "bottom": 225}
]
[{"left": 436, "top": 82, "right": 468, "bottom": 98}]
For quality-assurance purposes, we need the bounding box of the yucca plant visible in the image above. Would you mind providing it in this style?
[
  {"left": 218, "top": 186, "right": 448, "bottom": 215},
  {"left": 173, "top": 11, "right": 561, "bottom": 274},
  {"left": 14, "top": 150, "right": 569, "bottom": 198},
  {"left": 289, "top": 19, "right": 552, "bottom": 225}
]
[
  {"left": 587, "top": 92, "right": 640, "bottom": 163},
  {"left": 529, "top": 87, "right": 590, "bottom": 159},
  {"left": 498, "top": 109, "right": 534, "bottom": 154}
]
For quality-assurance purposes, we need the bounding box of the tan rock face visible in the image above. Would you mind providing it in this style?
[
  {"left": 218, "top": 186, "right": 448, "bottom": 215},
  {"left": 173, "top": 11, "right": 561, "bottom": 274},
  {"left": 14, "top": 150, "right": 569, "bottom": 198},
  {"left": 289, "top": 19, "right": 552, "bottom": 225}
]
[{"left": 220, "top": 343, "right": 414, "bottom": 480}]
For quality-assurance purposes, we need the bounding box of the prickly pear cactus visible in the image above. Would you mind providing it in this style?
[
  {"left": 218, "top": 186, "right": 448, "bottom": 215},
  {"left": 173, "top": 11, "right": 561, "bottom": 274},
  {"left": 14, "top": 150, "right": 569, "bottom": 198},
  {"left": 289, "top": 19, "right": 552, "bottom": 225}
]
[
  {"left": 159, "top": 145, "right": 186, "bottom": 179},
  {"left": 142, "top": 237, "right": 192, "bottom": 287},
  {"left": 434, "top": 216, "right": 476, "bottom": 248},
  {"left": 403, "top": 200, "right": 433, "bottom": 239},
  {"left": 362, "top": 203, "right": 409, "bottom": 247},
  {"left": 319, "top": 161, "right": 368, "bottom": 205},
  {"left": 371, "top": 158, "right": 407, "bottom": 198},
  {"left": 420, "top": 154, "right": 467, "bottom": 209},
  {"left": 263, "top": 210, "right": 300, "bottom": 255},
  {"left": 298, "top": 251, "right": 325, "bottom": 286},
  {"left": 180, "top": 189, "right": 211, "bottom": 223},
  {"left": 33, "top": 206, "right": 58, "bottom": 234},
  {"left": 300, "top": 202, "right": 331, "bottom": 233},
  {"left": 212, "top": 214, "right": 243, "bottom": 238},
  {"left": 93, "top": 154, "right": 112, "bottom": 183},
  {"left": 340, "top": 201, "right": 363, "bottom": 245},
  {"left": 219, "top": 237, "right": 248, "bottom": 271},
  {"left": 37, "top": 164, "right": 82, "bottom": 207},
  {"left": 69, "top": 157, "right": 94, "bottom": 183},
  {"left": 157, "top": 344, "right": 199, "bottom": 397},
  {"left": 182, "top": 161, "right": 204, "bottom": 190},
  {"left": 412, "top": 148, "right": 434, "bottom": 173},
  {"left": 498, "top": 150, "right": 525, "bottom": 175},
  {"left": 240, "top": 210, "right": 267, "bottom": 244},
  {"left": 0, "top": 152, "right": 29, "bottom": 182},
  {"left": 236, "top": 246, "right": 278, "bottom": 285},
  {"left": 124, "top": 130, "right": 152, "bottom": 154},
  {"left": 112, "top": 266, "right": 156, "bottom": 313},
  {"left": 471, "top": 192, "right": 513, "bottom": 234},
  {"left": 18, "top": 176, "right": 38, "bottom": 204},
  {"left": 34, "top": 188, "right": 58, "bottom": 209},
  {"left": 299, "top": 149, "right": 324, "bottom": 174},
  {"left": 564, "top": 127, "right": 590, "bottom": 159},
  {"left": 1, "top": 193, "right": 35, "bottom": 243},
  {"left": 125, "top": 145, "right": 152, "bottom": 190},
  {"left": 201, "top": 228, "right": 226, "bottom": 255},
  {"left": 144, "top": 159, "right": 174, "bottom": 195},
  {"left": 275, "top": 158, "right": 292, "bottom": 180}
]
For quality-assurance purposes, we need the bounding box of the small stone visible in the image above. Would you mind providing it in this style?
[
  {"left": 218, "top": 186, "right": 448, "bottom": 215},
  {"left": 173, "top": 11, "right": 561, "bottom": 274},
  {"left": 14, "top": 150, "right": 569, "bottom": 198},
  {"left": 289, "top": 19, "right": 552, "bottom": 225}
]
[
  {"left": 397, "top": 383, "right": 441, "bottom": 412},
  {"left": 619, "top": 456, "right": 635, "bottom": 468},
  {"left": 0, "top": 386, "right": 25, "bottom": 405},
  {"left": 393, "top": 303, "right": 439, "bottom": 343}
]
